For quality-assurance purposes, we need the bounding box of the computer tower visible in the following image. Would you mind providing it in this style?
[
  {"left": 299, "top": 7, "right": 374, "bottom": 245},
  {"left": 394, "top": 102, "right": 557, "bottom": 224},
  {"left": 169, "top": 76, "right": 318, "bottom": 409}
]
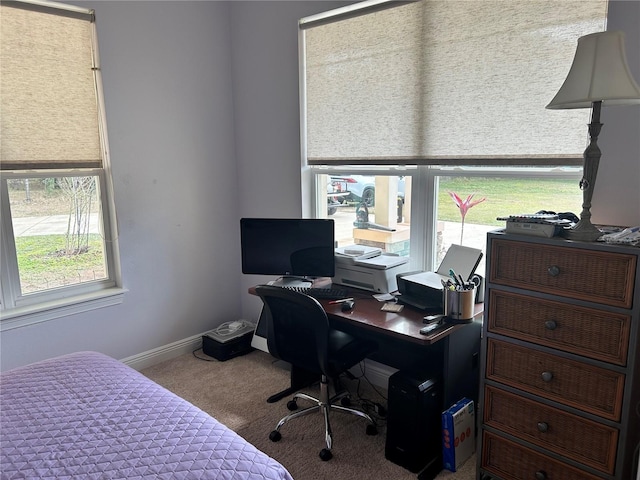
[{"left": 385, "top": 370, "right": 442, "bottom": 474}]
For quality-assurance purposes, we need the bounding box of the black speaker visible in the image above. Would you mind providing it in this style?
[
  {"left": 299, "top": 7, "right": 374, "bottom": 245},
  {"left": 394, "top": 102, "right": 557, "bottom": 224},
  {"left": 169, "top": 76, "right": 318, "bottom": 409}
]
[{"left": 385, "top": 370, "right": 442, "bottom": 474}]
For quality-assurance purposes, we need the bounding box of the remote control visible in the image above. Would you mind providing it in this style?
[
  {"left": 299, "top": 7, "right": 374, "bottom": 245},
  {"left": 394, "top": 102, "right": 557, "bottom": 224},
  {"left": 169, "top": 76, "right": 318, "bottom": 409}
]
[{"left": 419, "top": 322, "right": 442, "bottom": 335}]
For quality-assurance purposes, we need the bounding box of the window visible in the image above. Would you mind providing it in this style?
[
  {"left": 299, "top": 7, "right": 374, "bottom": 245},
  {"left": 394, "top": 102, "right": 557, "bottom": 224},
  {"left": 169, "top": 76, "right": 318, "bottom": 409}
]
[
  {"left": 432, "top": 167, "right": 585, "bottom": 274},
  {"left": 0, "top": 1, "right": 121, "bottom": 327},
  {"left": 316, "top": 166, "right": 582, "bottom": 273},
  {"left": 323, "top": 171, "right": 413, "bottom": 254},
  {"left": 300, "top": 0, "right": 607, "bottom": 271}
]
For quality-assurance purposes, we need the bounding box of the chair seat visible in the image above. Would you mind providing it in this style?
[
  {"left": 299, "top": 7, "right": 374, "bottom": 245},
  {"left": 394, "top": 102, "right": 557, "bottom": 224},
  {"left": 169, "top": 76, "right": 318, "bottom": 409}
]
[{"left": 327, "top": 329, "right": 377, "bottom": 378}]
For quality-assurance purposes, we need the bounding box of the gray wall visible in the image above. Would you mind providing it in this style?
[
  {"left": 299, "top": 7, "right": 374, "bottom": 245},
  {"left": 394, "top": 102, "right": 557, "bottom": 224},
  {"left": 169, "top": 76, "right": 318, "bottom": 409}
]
[
  {"left": 0, "top": 0, "right": 347, "bottom": 371},
  {"left": 230, "top": 1, "right": 352, "bottom": 326},
  {"left": 1, "top": 1, "right": 241, "bottom": 369},
  {"left": 0, "top": 0, "right": 637, "bottom": 371},
  {"left": 594, "top": 0, "right": 640, "bottom": 226}
]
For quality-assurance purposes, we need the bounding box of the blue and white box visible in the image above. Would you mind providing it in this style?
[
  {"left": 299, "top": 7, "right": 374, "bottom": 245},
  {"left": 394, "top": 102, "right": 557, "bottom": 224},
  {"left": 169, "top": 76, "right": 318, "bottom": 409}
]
[{"left": 442, "top": 398, "right": 475, "bottom": 472}]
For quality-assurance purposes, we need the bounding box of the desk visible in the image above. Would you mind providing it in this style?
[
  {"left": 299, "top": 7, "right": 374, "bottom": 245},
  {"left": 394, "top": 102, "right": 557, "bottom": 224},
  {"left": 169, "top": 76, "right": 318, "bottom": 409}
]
[
  {"left": 249, "top": 284, "right": 484, "bottom": 408},
  {"left": 320, "top": 289, "right": 483, "bottom": 346}
]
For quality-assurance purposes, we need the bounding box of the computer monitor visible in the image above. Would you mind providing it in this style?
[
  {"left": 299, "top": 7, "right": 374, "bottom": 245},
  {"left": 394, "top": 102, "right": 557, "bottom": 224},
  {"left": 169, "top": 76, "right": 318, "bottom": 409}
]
[
  {"left": 241, "top": 217, "right": 335, "bottom": 354},
  {"left": 240, "top": 217, "right": 335, "bottom": 282}
]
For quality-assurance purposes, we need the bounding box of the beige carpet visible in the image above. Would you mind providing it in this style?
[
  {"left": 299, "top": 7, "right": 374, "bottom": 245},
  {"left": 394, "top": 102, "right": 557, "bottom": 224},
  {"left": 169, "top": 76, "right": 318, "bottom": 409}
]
[{"left": 141, "top": 350, "right": 476, "bottom": 480}]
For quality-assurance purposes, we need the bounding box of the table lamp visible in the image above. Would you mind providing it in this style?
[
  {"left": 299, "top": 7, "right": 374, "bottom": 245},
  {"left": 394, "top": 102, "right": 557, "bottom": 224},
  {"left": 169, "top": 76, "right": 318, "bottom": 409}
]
[{"left": 546, "top": 30, "right": 640, "bottom": 241}]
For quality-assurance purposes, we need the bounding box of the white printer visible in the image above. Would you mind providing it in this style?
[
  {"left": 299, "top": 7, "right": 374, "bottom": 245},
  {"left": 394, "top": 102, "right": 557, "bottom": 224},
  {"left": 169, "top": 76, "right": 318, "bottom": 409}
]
[{"left": 333, "top": 245, "right": 410, "bottom": 293}]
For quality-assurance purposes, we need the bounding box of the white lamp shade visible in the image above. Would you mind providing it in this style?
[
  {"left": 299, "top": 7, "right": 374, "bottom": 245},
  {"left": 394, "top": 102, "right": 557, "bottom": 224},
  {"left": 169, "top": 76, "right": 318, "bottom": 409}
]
[{"left": 547, "top": 31, "right": 640, "bottom": 109}]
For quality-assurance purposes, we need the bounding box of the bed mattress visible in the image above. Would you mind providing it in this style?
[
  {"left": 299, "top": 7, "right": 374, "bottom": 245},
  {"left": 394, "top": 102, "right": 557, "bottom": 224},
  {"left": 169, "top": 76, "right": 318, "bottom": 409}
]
[{"left": 0, "top": 351, "right": 293, "bottom": 480}]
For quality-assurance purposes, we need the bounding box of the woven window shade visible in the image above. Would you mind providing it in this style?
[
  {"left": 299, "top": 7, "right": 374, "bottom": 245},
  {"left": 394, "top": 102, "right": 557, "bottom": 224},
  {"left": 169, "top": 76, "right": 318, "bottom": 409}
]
[
  {"left": 303, "top": 0, "right": 608, "bottom": 166},
  {"left": 0, "top": 3, "right": 101, "bottom": 170}
]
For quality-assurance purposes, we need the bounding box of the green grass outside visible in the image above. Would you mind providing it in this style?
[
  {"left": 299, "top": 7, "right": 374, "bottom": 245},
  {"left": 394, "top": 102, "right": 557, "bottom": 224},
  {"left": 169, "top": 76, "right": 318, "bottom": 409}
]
[
  {"left": 16, "top": 234, "right": 106, "bottom": 292},
  {"left": 437, "top": 177, "right": 581, "bottom": 226}
]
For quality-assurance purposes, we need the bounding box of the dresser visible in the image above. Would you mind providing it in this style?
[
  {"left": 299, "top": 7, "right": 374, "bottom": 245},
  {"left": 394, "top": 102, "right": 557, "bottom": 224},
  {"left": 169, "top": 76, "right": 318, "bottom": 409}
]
[{"left": 478, "top": 231, "right": 640, "bottom": 480}]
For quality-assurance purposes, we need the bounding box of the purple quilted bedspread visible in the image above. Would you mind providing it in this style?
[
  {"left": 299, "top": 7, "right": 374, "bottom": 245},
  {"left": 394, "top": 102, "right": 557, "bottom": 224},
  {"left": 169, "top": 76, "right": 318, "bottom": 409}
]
[{"left": 0, "top": 351, "right": 293, "bottom": 480}]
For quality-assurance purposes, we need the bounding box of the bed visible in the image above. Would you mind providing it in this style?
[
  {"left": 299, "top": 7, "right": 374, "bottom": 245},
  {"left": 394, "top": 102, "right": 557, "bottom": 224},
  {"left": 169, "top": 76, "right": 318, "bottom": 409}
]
[{"left": 0, "top": 351, "right": 294, "bottom": 480}]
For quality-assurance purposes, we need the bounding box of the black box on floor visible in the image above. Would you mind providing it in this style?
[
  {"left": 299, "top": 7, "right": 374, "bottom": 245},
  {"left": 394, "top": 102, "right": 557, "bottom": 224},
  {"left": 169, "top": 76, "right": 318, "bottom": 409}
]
[
  {"left": 202, "top": 324, "right": 254, "bottom": 361},
  {"left": 385, "top": 370, "right": 443, "bottom": 474}
]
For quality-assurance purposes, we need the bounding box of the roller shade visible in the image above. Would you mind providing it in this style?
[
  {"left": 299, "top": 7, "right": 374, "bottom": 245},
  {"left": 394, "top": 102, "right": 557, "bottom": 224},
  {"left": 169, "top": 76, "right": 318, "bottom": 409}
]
[
  {"left": 1, "top": 2, "right": 102, "bottom": 170},
  {"left": 302, "top": 0, "right": 608, "bottom": 166}
]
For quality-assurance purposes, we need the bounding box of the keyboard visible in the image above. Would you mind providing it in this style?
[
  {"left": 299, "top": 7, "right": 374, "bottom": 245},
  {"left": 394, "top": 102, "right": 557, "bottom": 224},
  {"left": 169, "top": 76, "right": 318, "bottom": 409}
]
[{"left": 281, "top": 286, "right": 349, "bottom": 300}]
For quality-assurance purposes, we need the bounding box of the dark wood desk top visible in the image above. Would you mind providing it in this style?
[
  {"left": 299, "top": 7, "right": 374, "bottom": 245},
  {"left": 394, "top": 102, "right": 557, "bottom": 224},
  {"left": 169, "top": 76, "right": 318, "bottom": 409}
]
[
  {"left": 249, "top": 285, "right": 484, "bottom": 346},
  {"left": 323, "top": 292, "right": 483, "bottom": 345}
]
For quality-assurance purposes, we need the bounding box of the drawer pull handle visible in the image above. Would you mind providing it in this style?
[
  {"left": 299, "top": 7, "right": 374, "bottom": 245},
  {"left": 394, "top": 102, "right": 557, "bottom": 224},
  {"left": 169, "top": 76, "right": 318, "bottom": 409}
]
[
  {"left": 541, "top": 371, "right": 553, "bottom": 382},
  {"left": 535, "top": 471, "right": 548, "bottom": 480},
  {"left": 537, "top": 422, "right": 549, "bottom": 433},
  {"left": 547, "top": 265, "right": 560, "bottom": 277},
  {"left": 544, "top": 320, "right": 557, "bottom": 330}
]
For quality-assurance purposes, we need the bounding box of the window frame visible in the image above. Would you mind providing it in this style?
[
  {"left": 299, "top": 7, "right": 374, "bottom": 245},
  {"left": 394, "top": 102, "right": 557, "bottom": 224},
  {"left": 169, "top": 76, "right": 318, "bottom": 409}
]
[{"left": 0, "top": 1, "right": 124, "bottom": 330}]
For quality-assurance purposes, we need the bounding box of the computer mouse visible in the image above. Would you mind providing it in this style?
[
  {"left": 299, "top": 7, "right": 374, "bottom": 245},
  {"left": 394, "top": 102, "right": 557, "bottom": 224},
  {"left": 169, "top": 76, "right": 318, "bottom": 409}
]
[{"left": 341, "top": 300, "right": 355, "bottom": 311}]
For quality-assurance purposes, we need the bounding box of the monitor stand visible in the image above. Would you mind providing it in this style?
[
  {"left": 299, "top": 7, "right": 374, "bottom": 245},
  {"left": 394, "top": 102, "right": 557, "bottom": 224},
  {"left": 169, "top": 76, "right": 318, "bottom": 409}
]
[{"left": 271, "top": 276, "right": 314, "bottom": 288}]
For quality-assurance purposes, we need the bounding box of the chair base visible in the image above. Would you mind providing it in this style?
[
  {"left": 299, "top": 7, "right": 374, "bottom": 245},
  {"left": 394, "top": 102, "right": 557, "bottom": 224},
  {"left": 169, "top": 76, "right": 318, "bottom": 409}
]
[
  {"left": 266, "top": 365, "right": 319, "bottom": 404},
  {"left": 269, "top": 375, "right": 377, "bottom": 461}
]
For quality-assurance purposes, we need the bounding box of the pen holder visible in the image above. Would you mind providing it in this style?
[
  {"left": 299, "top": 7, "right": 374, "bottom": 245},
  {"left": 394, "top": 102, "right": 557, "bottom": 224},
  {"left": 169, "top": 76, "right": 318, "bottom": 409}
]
[{"left": 444, "top": 287, "right": 476, "bottom": 324}]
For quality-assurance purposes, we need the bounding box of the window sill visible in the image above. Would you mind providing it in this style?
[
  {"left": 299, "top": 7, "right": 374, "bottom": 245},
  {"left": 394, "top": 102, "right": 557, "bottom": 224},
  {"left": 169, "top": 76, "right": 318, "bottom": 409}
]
[{"left": 0, "top": 287, "right": 127, "bottom": 332}]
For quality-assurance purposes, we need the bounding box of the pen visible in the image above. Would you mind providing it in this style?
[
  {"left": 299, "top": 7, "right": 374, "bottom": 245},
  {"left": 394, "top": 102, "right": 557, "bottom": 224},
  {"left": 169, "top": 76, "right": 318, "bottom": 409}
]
[
  {"left": 328, "top": 297, "right": 354, "bottom": 304},
  {"left": 449, "top": 269, "right": 461, "bottom": 286}
]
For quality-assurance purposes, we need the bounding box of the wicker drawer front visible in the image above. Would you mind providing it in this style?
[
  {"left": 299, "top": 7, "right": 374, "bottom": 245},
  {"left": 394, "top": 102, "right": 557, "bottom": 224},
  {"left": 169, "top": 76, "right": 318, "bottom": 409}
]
[
  {"left": 482, "top": 431, "right": 604, "bottom": 480},
  {"left": 484, "top": 386, "right": 618, "bottom": 474},
  {"left": 488, "top": 290, "right": 631, "bottom": 365},
  {"left": 489, "top": 239, "right": 636, "bottom": 308},
  {"left": 486, "top": 339, "right": 625, "bottom": 421}
]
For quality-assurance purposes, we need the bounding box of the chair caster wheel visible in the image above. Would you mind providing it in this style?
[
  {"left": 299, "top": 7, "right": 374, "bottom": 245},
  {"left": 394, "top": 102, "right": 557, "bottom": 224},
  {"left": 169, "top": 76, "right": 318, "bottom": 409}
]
[
  {"left": 366, "top": 424, "right": 378, "bottom": 436},
  {"left": 269, "top": 430, "right": 282, "bottom": 442},
  {"left": 319, "top": 448, "right": 333, "bottom": 461},
  {"left": 340, "top": 396, "right": 351, "bottom": 407},
  {"left": 286, "top": 400, "right": 298, "bottom": 411}
]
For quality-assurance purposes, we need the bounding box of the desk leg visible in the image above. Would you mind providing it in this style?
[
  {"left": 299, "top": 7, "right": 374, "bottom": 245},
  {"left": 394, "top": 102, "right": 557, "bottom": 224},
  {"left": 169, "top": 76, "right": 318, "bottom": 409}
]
[{"left": 267, "top": 365, "right": 319, "bottom": 403}]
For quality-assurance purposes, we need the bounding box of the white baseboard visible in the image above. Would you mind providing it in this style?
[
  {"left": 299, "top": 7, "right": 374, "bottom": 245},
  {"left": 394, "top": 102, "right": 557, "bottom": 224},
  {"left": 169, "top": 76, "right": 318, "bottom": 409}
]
[
  {"left": 120, "top": 332, "right": 204, "bottom": 371},
  {"left": 121, "top": 333, "right": 398, "bottom": 391}
]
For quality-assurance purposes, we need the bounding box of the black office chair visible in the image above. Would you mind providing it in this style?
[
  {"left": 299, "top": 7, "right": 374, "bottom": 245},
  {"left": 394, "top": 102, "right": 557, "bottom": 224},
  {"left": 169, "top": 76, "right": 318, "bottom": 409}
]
[{"left": 255, "top": 285, "right": 378, "bottom": 461}]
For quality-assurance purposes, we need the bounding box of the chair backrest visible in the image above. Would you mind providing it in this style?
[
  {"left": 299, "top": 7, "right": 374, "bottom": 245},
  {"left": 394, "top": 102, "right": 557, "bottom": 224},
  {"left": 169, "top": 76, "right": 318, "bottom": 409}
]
[{"left": 255, "top": 285, "right": 329, "bottom": 376}]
